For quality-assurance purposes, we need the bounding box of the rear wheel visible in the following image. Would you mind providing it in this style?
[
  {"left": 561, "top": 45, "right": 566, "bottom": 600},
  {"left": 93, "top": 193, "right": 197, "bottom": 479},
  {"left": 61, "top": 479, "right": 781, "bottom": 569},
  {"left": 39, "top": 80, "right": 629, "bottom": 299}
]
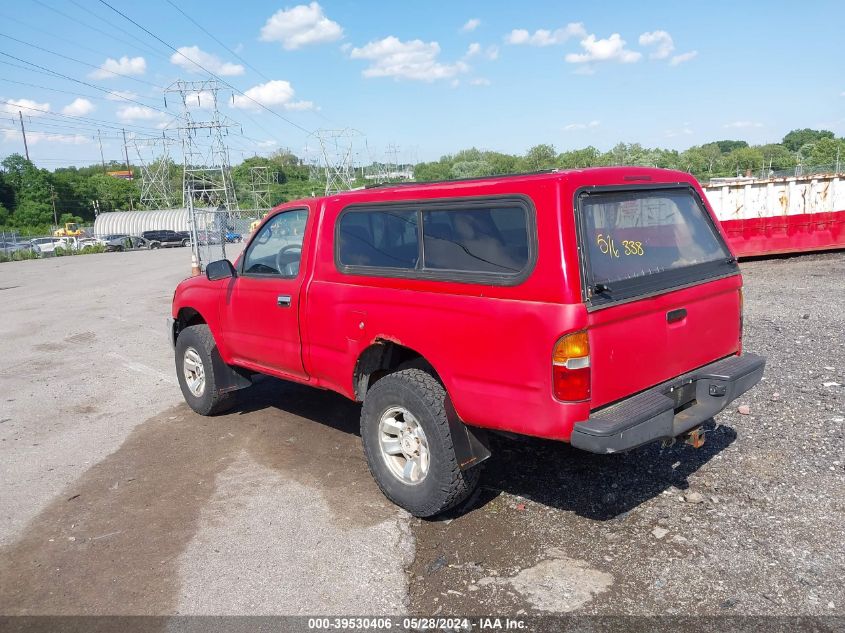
[
  {"left": 360, "top": 368, "right": 481, "bottom": 517},
  {"left": 175, "top": 324, "right": 234, "bottom": 416}
]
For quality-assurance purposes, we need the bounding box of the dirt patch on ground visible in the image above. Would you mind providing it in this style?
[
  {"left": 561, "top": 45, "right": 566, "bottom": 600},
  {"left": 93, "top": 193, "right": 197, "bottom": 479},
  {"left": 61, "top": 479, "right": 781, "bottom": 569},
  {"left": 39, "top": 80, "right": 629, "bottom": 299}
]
[{"left": 0, "top": 378, "right": 395, "bottom": 615}]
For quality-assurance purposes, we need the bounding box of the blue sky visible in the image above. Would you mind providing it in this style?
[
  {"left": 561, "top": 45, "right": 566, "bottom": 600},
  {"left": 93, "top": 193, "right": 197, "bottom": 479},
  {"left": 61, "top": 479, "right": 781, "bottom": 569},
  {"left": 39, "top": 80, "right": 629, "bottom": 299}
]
[{"left": 1, "top": 0, "right": 843, "bottom": 168}]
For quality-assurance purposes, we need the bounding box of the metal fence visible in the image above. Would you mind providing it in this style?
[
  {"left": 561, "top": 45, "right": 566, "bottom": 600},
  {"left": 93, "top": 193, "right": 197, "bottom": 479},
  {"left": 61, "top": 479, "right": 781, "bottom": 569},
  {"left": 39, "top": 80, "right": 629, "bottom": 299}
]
[
  {"left": 187, "top": 207, "right": 262, "bottom": 271},
  {"left": 768, "top": 163, "right": 844, "bottom": 179}
]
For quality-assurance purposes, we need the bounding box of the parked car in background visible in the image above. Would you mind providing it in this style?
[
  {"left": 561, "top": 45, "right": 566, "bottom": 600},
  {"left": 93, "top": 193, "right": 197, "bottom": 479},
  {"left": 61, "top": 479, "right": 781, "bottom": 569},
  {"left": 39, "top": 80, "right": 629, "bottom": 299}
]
[
  {"left": 170, "top": 167, "right": 765, "bottom": 517},
  {"left": 103, "top": 235, "right": 159, "bottom": 252},
  {"left": 225, "top": 229, "right": 242, "bottom": 243},
  {"left": 30, "top": 237, "right": 73, "bottom": 255},
  {"left": 0, "top": 239, "right": 37, "bottom": 255},
  {"left": 194, "top": 230, "right": 224, "bottom": 245},
  {"left": 141, "top": 230, "right": 190, "bottom": 247}
]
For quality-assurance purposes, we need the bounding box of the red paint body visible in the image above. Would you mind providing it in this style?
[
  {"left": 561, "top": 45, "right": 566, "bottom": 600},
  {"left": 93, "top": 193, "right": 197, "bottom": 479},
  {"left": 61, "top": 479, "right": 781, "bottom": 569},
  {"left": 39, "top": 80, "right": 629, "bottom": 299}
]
[
  {"left": 172, "top": 168, "right": 744, "bottom": 441},
  {"left": 720, "top": 209, "right": 845, "bottom": 257}
]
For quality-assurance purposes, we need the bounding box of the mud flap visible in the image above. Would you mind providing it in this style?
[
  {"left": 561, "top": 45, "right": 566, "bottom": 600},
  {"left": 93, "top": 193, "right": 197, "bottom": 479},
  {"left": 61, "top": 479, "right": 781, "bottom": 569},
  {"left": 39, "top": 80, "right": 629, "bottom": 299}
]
[
  {"left": 445, "top": 400, "right": 491, "bottom": 470},
  {"left": 210, "top": 351, "right": 253, "bottom": 394}
]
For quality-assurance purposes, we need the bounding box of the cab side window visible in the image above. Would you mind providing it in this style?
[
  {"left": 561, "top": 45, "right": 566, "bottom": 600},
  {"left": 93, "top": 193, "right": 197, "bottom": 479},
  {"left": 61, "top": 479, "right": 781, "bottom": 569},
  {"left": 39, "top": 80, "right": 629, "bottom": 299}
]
[{"left": 242, "top": 209, "right": 308, "bottom": 277}]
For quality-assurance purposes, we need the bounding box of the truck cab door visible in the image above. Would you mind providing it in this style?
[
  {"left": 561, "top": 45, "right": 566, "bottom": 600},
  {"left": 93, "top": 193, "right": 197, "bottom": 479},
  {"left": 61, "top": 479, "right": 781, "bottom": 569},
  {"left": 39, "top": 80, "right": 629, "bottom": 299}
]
[{"left": 220, "top": 208, "right": 310, "bottom": 379}]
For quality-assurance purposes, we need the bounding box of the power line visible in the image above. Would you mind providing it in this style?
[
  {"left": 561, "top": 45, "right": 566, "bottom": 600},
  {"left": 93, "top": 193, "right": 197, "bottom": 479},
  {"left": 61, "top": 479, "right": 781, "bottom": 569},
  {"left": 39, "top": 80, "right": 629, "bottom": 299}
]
[
  {"left": 163, "top": 0, "right": 270, "bottom": 82},
  {"left": 30, "top": 0, "right": 173, "bottom": 64},
  {"left": 96, "top": 0, "right": 313, "bottom": 136},
  {"left": 162, "top": 0, "right": 335, "bottom": 128},
  {"left": 0, "top": 75, "right": 159, "bottom": 109},
  {"left": 0, "top": 50, "right": 176, "bottom": 121},
  {"left": 0, "top": 10, "right": 151, "bottom": 68},
  {"left": 0, "top": 32, "right": 164, "bottom": 88},
  {"left": 1, "top": 99, "right": 173, "bottom": 136}
]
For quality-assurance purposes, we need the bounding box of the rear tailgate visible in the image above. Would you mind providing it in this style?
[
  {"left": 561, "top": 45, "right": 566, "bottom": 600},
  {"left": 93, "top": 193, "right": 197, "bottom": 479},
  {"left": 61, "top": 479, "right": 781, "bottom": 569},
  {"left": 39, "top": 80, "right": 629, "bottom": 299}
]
[{"left": 575, "top": 184, "right": 742, "bottom": 409}]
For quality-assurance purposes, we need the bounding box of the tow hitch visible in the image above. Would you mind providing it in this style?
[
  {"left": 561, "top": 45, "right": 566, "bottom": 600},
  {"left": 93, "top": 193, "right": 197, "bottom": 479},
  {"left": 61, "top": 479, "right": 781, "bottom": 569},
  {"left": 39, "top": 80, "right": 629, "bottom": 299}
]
[{"left": 684, "top": 427, "right": 706, "bottom": 449}]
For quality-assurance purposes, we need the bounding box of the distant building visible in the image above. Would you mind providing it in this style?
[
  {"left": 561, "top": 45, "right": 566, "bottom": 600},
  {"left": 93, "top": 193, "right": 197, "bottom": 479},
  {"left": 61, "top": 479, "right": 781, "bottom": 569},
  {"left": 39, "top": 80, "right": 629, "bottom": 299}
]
[
  {"left": 107, "top": 170, "right": 134, "bottom": 180},
  {"left": 93, "top": 209, "right": 188, "bottom": 236}
]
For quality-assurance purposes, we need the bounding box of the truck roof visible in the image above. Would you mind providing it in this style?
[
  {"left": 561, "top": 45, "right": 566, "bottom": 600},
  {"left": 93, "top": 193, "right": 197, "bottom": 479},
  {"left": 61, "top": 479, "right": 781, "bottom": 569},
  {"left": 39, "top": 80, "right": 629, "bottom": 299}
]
[{"left": 285, "top": 166, "right": 697, "bottom": 208}]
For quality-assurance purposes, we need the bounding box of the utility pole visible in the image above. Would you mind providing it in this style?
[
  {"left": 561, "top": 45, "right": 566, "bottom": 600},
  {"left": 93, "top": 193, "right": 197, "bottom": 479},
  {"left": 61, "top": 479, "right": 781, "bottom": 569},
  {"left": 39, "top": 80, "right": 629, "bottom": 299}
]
[
  {"left": 97, "top": 129, "right": 106, "bottom": 173},
  {"left": 122, "top": 129, "right": 132, "bottom": 180},
  {"left": 122, "top": 128, "right": 134, "bottom": 210},
  {"left": 50, "top": 184, "right": 58, "bottom": 228},
  {"left": 18, "top": 111, "right": 30, "bottom": 161}
]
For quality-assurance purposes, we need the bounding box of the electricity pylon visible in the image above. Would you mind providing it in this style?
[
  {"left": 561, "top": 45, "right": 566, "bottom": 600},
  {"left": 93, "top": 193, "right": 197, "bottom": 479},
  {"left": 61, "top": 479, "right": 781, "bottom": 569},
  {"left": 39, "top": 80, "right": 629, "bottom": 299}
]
[{"left": 165, "top": 79, "right": 239, "bottom": 210}]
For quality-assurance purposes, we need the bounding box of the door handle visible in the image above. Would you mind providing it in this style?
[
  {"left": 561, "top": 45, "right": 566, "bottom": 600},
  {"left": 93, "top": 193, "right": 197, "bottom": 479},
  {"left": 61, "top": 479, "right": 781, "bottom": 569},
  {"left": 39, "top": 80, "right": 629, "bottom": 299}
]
[
  {"left": 277, "top": 294, "right": 291, "bottom": 308},
  {"left": 667, "top": 308, "right": 687, "bottom": 323}
]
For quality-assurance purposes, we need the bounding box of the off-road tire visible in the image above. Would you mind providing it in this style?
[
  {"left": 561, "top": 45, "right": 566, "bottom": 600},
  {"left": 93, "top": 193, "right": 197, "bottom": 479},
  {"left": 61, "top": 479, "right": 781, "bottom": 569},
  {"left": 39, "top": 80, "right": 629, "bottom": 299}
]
[
  {"left": 361, "top": 368, "right": 481, "bottom": 517},
  {"left": 175, "top": 324, "right": 234, "bottom": 416}
]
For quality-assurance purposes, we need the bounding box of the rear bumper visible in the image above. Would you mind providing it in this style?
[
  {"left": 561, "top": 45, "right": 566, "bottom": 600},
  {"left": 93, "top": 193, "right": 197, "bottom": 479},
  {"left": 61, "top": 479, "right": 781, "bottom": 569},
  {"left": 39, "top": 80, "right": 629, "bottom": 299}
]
[{"left": 570, "top": 353, "right": 765, "bottom": 454}]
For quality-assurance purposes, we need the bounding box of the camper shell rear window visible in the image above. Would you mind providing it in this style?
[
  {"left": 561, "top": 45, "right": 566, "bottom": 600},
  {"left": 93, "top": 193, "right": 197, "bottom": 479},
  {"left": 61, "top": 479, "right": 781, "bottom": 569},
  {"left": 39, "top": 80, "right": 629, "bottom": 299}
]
[{"left": 576, "top": 185, "right": 738, "bottom": 307}]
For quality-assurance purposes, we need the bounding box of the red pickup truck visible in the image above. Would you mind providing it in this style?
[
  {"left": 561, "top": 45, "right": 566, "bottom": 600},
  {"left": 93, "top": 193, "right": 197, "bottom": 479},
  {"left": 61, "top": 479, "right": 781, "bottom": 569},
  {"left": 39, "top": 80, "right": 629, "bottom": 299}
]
[{"left": 169, "top": 168, "right": 765, "bottom": 517}]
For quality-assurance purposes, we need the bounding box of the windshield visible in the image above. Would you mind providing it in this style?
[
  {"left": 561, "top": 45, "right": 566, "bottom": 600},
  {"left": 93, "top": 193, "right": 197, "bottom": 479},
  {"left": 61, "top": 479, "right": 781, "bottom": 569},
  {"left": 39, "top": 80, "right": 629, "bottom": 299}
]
[{"left": 578, "top": 187, "right": 735, "bottom": 303}]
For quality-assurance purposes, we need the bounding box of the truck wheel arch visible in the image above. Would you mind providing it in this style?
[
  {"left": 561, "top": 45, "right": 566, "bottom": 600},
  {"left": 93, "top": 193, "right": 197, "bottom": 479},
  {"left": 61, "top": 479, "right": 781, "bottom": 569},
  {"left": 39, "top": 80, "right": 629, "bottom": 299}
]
[
  {"left": 173, "top": 306, "right": 251, "bottom": 394},
  {"left": 174, "top": 307, "right": 207, "bottom": 342},
  {"left": 353, "top": 341, "right": 491, "bottom": 476},
  {"left": 352, "top": 340, "right": 441, "bottom": 402}
]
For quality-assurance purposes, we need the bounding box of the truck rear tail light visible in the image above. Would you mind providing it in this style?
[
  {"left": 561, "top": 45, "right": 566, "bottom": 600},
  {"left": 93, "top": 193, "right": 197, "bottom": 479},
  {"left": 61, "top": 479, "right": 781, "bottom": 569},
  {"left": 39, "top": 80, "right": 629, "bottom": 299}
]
[
  {"left": 738, "top": 288, "right": 744, "bottom": 354},
  {"left": 553, "top": 331, "right": 591, "bottom": 402}
]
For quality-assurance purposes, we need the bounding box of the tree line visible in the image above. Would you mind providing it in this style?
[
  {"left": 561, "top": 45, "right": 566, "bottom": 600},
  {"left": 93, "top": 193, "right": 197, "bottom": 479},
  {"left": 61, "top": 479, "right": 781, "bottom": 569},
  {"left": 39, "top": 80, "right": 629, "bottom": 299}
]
[
  {"left": 414, "top": 128, "right": 844, "bottom": 182},
  {"left": 1, "top": 128, "right": 842, "bottom": 237}
]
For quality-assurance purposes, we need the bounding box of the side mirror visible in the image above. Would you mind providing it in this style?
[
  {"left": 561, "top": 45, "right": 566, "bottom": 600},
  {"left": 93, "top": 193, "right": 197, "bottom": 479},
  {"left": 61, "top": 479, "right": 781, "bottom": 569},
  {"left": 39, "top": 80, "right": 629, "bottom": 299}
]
[{"left": 206, "top": 259, "right": 236, "bottom": 281}]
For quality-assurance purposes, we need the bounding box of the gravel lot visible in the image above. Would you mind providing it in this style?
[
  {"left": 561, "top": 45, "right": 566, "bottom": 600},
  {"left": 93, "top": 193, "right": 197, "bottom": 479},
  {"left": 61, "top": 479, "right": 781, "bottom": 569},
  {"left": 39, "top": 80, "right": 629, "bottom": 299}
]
[
  {"left": 0, "top": 248, "right": 842, "bottom": 617},
  {"left": 409, "top": 252, "right": 845, "bottom": 615}
]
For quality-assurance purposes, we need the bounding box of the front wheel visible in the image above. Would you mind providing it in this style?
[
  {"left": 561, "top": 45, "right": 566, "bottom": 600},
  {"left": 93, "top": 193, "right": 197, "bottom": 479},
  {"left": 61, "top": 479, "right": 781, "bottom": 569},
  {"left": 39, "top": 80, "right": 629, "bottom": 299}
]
[
  {"left": 360, "top": 368, "right": 481, "bottom": 517},
  {"left": 175, "top": 324, "right": 234, "bottom": 416}
]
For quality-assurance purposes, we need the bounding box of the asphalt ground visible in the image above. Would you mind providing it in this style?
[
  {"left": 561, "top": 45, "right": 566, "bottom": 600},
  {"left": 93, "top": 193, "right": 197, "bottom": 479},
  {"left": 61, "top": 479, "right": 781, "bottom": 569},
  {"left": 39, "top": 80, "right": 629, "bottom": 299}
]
[{"left": 0, "top": 248, "right": 842, "bottom": 618}]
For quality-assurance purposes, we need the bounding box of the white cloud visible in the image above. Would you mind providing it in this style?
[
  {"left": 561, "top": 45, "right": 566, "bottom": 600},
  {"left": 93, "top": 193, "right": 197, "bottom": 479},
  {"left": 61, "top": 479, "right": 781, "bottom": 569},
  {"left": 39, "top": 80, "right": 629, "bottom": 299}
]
[
  {"left": 89, "top": 56, "right": 146, "bottom": 79},
  {"left": 563, "top": 120, "right": 600, "bottom": 131},
  {"left": 670, "top": 51, "right": 698, "bottom": 66},
  {"left": 350, "top": 36, "right": 469, "bottom": 82},
  {"left": 565, "top": 33, "right": 642, "bottom": 64},
  {"left": 461, "top": 18, "right": 481, "bottom": 33},
  {"left": 256, "top": 139, "right": 279, "bottom": 149},
  {"left": 231, "top": 80, "right": 314, "bottom": 111},
  {"left": 466, "top": 42, "right": 499, "bottom": 61},
  {"left": 179, "top": 90, "right": 217, "bottom": 109},
  {"left": 116, "top": 105, "right": 167, "bottom": 122},
  {"left": 1, "top": 129, "right": 89, "bottom": 145},
  {"left": 285, "top": 100, "right": 315, "bottom": 111},
  {"left": 638, "top": 30, "right": 675, "bottom": 59},
  {"left": 61, "top": 98, "right": 95, "bottom": 117},
  {"left": 0, "top": 97, "right": 50, "bottom": 116},
  {"left": 105, "top": 90, "right": 139, "bottom": 102},
  {"left": 505, "top": 23, "right": 586, "bottom": 46},
  {"left": 470, "top": 78, "right": 491, "bottom": 86},
  {"left": 665, "top": 126, "right": 694, "bottom": 137},
  {"left": 170, "top": 45, "right": 245, "bottom": 76},
  {"left": 259, "top": 2, "right": 343, "bottom": 50},
  {"left": 450, "top": 79, "right": 460, "bottom": 88},
  {"left": 723, "top": 121, "right": 763, "bottom": 129}
]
